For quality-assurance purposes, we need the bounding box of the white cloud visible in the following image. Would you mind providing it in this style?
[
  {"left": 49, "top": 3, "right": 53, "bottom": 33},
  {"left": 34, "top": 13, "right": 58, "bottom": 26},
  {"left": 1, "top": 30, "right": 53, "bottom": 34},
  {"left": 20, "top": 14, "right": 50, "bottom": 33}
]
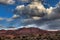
[
  {"left": 0, "top": 17, "right": 13, "bottom": 22},
  {"left": 0, "top": 0, "right": 15, "bottom": 4},
  {"left": 32, "top": 17, "right": 41, "bottom": 20},
  {"left": 5, "top": 15, "right": 20, "bottom": 22},
  {"left": 0, "top": 27, "right": 18, "bottom": 30},
  {"left": 15, "top": 1, "right": 46, "bottom": 18},
  {"left": 27, "top": 1, "right": 46, "bottom": 13},
  {"left": 16, "top": 5, "right": 25, "bottom": 10},
  {"left": 0, "top": 0, "right": 60, "bottom": 31},
  {"left": 45, "top": 2, "right": 60, "bottom": 19},
  {"left": 12, "top": 15, "right": 20, "bottom": 19},
  {"left": 19, "top": 24, "right": 38, "bottom": 28},
  {"left": 13, "top": 1, "right": 60, "bottom": 30},
  {"left": 6, "top": 18, "right": 13, "bottom": 22},
  {"left": 46, "top": 7, "right": 53, "bottom": 15},
  {"left": 0, "top": 17, "right": 4, "bottom": 20}
]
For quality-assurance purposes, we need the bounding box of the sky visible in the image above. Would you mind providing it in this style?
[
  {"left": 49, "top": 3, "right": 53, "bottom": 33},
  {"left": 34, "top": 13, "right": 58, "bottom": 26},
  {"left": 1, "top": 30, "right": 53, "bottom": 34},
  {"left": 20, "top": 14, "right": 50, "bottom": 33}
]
[
  {"left": 0, "top": 0, "right": 59, "bottom": 18},
  {"left": 0, "top": 0, "right": 60, "bottom": 30}
]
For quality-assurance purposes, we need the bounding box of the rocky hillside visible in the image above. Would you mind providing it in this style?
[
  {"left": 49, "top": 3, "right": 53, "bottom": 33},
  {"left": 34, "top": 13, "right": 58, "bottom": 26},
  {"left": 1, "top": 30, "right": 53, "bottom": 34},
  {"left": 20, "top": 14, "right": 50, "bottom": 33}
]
[{"left": 0, "top": 27, "right": 60, "bottom": 40}]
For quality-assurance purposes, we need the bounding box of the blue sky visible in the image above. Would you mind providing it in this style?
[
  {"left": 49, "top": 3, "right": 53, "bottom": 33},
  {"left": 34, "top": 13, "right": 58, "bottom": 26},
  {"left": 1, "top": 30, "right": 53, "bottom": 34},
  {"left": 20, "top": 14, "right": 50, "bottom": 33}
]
[
  {"left": 0, "top": 4, "right": 15, "bottom": 18},
  {"left": 0, "top": 0, "right": 60, "bottom": 30}
]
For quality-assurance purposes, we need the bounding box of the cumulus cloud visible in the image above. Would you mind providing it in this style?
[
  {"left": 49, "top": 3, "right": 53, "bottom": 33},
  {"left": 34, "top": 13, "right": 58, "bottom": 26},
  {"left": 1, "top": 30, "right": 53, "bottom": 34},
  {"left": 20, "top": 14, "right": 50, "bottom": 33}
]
[
  {"left": 45, "top": 2, "right": 60, "bottom": 19},
  {"left": 1, "top": 0, "right": 60, "bottom": 30},
  {"left": 13, "top": 0, "right": 48, "bottom": 27},
  {"left": 0, "top": 0, "right": 15, "bottom": 4},
  {"left": 5, "top": 14, "right": 20, "bottom": 22},
  {"left": 13, "top": 0, "right": 47, "bottom": 27},
  {"left": 0, "top": 15, "right": 19, "bottom": 22},
  {"left": 15, "top": 1, "right": 46, "bottom": 18},
  {"left": 32, "top": 17, "right": 42, "bottom": 20},
  {"left": 13, "top": 0, "right": 60, "bottom": 30},
  {"left": 42, "top": 2, "right": 60, "bottom": 30},
  {"left": 16, "top": 0, "right": 60, "bottom": 20},
  {"left": 12, "top": 15, "right": 20, "bottom": 19}
]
